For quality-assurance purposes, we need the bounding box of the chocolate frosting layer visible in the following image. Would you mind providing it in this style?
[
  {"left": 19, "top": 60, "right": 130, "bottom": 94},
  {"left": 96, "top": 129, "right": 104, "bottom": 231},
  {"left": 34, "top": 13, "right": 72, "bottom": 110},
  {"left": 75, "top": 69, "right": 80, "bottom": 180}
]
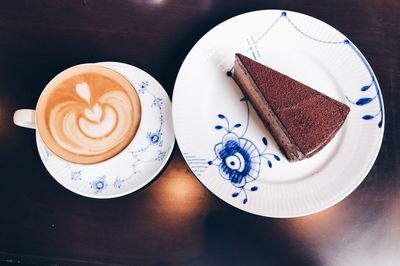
[{"left": 235, "top": 53, "right": 350, "bottom": 158}]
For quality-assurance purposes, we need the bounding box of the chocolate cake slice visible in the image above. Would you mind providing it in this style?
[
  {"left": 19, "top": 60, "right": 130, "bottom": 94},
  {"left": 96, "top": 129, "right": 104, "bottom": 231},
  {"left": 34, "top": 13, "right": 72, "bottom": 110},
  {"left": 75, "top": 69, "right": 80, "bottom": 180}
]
[{"left": 232, "top": 53, "right": 350, "bottom": 161}]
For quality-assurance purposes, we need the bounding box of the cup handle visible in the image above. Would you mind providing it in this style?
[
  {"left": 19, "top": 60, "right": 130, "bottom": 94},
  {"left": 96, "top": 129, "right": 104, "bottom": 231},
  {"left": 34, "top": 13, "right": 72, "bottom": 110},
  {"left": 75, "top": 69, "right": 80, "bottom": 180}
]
[{"left": 13, "top": 109, "right": 36, "bottom": 129}]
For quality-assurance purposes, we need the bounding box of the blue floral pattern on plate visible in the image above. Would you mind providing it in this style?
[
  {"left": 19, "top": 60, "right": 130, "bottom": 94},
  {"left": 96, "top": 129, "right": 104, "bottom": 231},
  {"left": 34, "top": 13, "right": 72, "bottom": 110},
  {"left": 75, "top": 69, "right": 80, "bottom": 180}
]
[
  {"left": 184, "top": 10, "right": 383, "bottom": 206},
  {"left": 206, "top": 100, "right": 280, "bottom": 204},
  {"left": 174, "top": 10, "right": 384, "bottom": 217}
]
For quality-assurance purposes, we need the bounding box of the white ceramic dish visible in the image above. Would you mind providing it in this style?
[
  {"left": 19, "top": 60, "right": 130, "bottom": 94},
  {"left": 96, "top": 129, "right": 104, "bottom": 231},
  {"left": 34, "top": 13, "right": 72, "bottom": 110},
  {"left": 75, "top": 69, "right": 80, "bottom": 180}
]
[
  {"left": 173, "top": 10, "right": 384, "bottom": 217},
  {"left": 37, "top": 62, "right": 175, "bottom": 198}
]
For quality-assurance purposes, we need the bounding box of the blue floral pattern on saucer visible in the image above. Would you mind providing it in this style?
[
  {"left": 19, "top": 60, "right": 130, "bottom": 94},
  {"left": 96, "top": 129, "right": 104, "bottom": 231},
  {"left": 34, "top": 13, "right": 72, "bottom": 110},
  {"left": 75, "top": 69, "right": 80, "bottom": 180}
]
[{"left": 37, "top": 62, "right": 174, "bottom": 198}]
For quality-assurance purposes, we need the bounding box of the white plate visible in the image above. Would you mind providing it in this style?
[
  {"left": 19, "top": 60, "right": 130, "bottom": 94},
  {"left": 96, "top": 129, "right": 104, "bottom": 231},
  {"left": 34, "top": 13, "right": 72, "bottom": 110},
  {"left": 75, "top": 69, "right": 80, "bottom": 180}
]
[
  {"left": 37, "top": 62, "right": 175, "bottom": 199},
  {"left": 173, "top": 10, "right": 384, "bottom": 217}
]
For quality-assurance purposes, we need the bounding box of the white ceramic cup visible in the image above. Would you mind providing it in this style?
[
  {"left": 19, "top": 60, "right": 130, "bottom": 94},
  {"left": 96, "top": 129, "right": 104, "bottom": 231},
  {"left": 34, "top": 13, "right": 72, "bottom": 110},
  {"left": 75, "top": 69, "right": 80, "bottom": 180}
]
[{"left": 13, "top": 63, "right": 142, "bottom": 165}]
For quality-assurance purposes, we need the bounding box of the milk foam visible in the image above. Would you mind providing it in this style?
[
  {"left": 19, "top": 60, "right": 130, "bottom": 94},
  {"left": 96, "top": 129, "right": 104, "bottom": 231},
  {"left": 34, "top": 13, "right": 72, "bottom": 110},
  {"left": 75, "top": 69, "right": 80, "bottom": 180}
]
[{"left": 48, "top": 82, "right": 134, "bottom": 156}]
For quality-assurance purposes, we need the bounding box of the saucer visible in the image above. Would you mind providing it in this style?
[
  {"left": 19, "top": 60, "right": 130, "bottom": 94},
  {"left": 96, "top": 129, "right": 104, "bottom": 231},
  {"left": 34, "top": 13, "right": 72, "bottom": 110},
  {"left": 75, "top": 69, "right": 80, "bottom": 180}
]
[
  {"left": 172, "top": 10, "right": 384, "bottom": 217},
  {"left": 37, "top": 62, "right": 175, "bottom": 198}
]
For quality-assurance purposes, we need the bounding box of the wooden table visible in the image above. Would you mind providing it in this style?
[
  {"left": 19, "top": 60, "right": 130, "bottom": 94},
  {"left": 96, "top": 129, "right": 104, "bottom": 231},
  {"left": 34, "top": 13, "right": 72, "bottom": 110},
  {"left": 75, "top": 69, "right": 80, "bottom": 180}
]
[{"left": 0, "top": 1, "right": 399, "bottom": 265}]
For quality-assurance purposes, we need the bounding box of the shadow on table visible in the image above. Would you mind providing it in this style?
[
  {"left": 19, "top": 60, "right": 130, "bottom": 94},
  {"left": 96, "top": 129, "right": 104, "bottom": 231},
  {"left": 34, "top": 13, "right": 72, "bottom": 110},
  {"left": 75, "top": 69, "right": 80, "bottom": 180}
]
[{"left": 184, "top": 209, "right": 319, "bottom": 266}]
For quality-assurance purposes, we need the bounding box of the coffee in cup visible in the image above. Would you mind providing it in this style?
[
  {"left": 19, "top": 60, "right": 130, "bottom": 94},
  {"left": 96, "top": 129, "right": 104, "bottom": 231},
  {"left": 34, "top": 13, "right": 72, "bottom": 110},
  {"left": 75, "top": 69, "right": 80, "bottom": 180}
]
[{"left": 15, "top": 65, "right": 141, "bottom": 164}]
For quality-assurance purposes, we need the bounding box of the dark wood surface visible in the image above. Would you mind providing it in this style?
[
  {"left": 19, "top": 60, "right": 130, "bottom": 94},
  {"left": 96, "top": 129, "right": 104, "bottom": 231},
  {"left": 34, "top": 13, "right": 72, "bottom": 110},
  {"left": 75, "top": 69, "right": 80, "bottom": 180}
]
[{"left": 0, "top": 0, "right": 399, "bottom": 265}]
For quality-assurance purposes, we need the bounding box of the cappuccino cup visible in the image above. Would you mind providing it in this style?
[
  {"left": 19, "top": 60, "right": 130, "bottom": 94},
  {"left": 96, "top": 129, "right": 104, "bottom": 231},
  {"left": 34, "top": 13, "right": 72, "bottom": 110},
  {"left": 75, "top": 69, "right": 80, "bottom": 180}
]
[{"left": 14, "top": 64, "right": 142, "bottom": 165}]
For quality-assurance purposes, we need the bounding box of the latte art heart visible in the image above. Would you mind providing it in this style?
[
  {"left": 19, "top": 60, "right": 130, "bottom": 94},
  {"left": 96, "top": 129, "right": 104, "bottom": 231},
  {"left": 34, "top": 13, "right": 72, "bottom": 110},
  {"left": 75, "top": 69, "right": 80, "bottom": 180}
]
[
  {"left": 84, "top": 103, "right": 103, "bottom": 122},
  {"left": 37, "top": 66, "right": 141, "bottom": 164},
  {"left": 50, "top": 85, "right": 133, "bottom": 156},
  {"left": 80, "top": 105, "right": 116, "bottom": 138}
]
